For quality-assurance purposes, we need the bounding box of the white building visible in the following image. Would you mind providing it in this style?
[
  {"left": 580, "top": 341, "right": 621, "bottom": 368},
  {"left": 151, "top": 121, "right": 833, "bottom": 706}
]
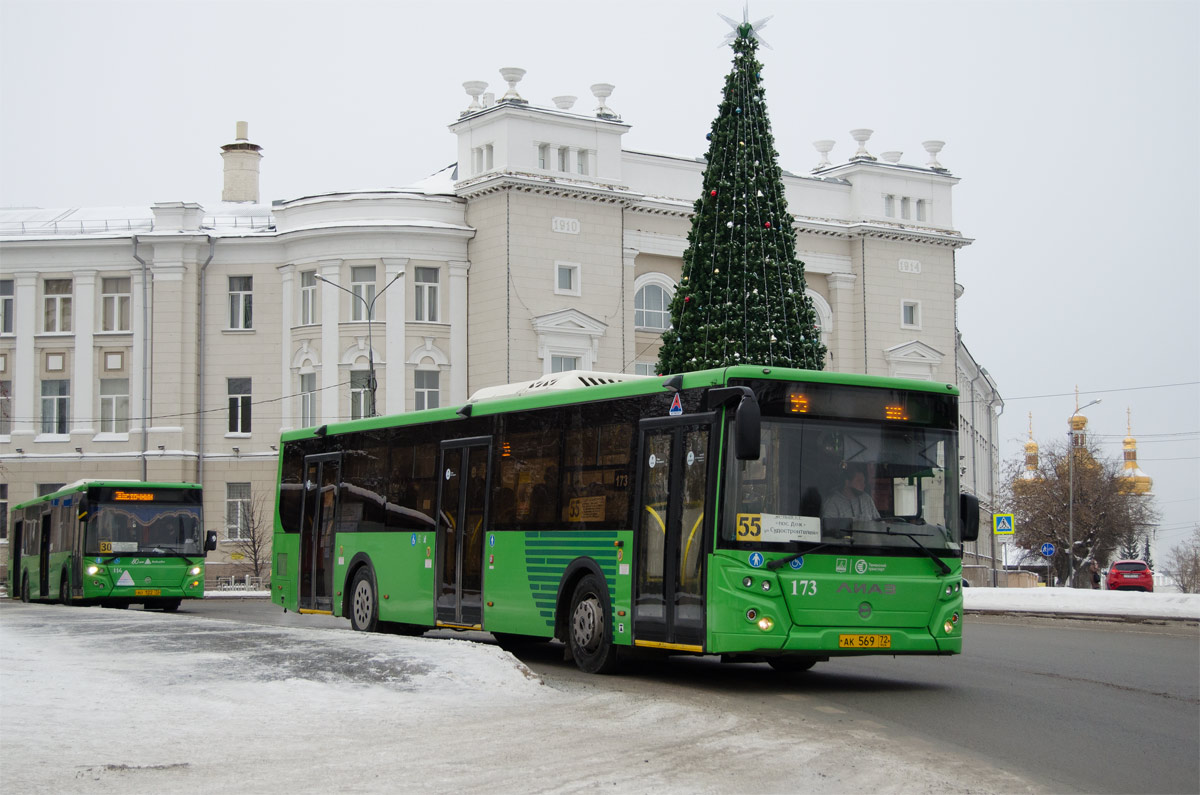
[{"left": 0, "top": 75, "right": 1002, "bottom": 582}]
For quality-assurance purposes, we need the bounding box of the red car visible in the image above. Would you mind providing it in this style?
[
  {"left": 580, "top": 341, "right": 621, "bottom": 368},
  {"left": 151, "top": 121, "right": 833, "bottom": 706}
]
[{"left": 1106, "top": 560, "right": 1154, "bottom": 592}]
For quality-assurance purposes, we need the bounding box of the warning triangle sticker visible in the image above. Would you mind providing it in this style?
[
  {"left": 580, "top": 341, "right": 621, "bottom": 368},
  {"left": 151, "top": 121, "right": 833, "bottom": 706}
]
[
  {"left": 669, "top": 393, "right": 683, "bottom": 416},
  {"left": 116, "top": 570, "right": 135, "bottom": 587}
]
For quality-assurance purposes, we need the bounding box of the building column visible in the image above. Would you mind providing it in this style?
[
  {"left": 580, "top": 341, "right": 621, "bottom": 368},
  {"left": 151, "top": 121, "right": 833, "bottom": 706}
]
[
  {"left": 622, "top": 247, "right": 639, "bottom": 371},
  {"left": 826, "top": 273, "right": 858, "bottom": 374},
  {"left": 71, "top": 270, "right": 97, "bottom": 434},
  {"left": 130, "top": 265, "right": 148, "bottom": 437},
  {"left": 278, "top": 264, "right": 295, "bottom": 431},
  {"left": 448, "top": 259, "right": 470, "bottom": 403},
  {"left": 318, "top": 259, "right": 343, "bottom": 423},
  {"left": 381, "top": 258, "right": 408, "bottom": 415},
  {"left": 11, "top": 273, "right": 38, "bottom": 440}
]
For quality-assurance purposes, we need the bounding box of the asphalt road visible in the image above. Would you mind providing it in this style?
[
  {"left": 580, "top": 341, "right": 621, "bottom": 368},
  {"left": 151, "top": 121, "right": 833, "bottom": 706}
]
[{"left": 188, "top": 598, "right": 1200, "bottom": 794}]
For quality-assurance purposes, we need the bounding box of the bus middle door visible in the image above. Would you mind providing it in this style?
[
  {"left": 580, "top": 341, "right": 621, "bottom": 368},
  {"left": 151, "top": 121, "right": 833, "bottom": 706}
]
[
  {"left": 434, "top": 436, "right": 491, "bottom": 629},
  {"left": 299, "top": 453, "right": 341, "bottom": 614},
  {"left": 633, "top": 417, "right": 713, "bottom": 652}
]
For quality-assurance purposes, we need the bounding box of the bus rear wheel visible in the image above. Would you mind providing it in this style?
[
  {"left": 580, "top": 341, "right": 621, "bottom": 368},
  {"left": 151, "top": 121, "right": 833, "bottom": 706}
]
[
  {"left": 60, "top": 573, "right": 71, "bottom": 605},
  {"left": 160, "top": 600, "right": 182, "bottom": 612},
  {"left": 349, "top": 568, "right": 379, "bottom": 633},
  {"left": 568, "top": 574, "right": 620, "bottom": 674},
  {"left": 21, "top": 575, "right": 31, "bottom": 603}
]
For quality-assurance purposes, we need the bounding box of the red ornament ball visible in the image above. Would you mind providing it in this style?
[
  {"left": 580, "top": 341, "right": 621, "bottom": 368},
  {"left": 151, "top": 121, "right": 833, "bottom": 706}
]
[
  {"left": 765, "top": 221, "right": 772, "bottom": 228},
  {"left": 710, "top": 189, "right": 717, "bottom": 196}
]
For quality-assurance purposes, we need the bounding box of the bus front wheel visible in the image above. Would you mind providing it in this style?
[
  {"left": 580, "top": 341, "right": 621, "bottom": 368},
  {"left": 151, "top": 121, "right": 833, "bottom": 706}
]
[
  {"left": 568, "top": 574, "right": 620, "bottom": 674},
  {"left": 20, "top": 575, "right": 30, "bottom": 603},
  {"left": 60, "top": 573, "right": 71, "bottom": 605},
  {"left": 349, "top": 568, "right": 379, "bottom": 633}
]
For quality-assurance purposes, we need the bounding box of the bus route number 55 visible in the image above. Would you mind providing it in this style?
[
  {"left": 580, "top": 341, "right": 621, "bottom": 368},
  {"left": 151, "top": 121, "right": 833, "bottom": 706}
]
[{"left": 736, "top": 513, "right": 762, "bottom": 541}]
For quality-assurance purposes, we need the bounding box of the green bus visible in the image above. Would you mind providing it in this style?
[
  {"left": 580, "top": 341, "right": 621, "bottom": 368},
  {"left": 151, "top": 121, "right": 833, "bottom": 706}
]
[
  {"left": 272, "top": 366, "right": 980, "bottom": 673},
  {"left": 9, "top": 480, "right": 216, "bottom": 611}
]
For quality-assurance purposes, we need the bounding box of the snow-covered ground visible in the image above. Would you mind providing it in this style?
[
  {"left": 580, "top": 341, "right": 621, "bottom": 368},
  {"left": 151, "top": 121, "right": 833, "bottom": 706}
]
[
  {"left": 964, "top": 585, "right": 1200, "bottom": 620},
  {"left": 2, "top": 589, "right": 1195, "bottom": 793}
]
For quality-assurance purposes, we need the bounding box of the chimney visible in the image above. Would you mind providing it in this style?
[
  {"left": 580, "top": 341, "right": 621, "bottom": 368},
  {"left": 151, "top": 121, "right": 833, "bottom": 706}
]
[{"left": 220, "top": 121, "right": 263, "bottom": 203}]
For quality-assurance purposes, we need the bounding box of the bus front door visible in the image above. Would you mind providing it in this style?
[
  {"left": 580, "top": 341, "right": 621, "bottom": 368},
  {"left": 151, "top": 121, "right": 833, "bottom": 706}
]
[
  {"left": 434, "top": 437, "right": 491, "bottom": 628},
  {"left": 299, "top": 454, "right": 340, "bottom": 614},
  {"left": 633, "top": 421, "right": 712, "bottom": 651}
]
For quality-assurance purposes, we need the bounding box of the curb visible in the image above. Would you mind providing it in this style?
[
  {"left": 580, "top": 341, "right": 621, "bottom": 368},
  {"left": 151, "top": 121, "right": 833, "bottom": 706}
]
[{"left": 966, "top": 608, "right": 1199, "bottom": 626}]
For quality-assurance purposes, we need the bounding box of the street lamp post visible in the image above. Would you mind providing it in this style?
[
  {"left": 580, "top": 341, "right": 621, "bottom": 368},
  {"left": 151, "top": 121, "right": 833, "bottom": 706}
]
[
  {"left": 315, "top": 272, "right": 402, "bottom": 418},
  {"left": 1067, "top": 397, "right": 1101, "bottom": 587}
]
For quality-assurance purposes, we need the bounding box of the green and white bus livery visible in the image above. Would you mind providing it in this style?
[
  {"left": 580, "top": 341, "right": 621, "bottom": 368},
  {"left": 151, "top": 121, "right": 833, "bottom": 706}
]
[
  {"left": 9, "top": 480, "right": 216, "bottom": 611},
  {"left": 272, "top": 366, "right": 980, "bottom": 673}
]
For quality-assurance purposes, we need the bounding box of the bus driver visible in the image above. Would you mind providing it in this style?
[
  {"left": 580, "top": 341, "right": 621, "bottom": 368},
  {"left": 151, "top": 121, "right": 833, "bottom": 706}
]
[{"left": 821, "top": 464, "right": 880, "bottom": 521}]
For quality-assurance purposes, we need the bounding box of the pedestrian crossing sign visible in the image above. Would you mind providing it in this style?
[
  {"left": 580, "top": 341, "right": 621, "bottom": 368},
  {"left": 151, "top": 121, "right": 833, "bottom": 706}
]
[{"left": 992, "top": 513, "right": 1015, "bottom": 535}]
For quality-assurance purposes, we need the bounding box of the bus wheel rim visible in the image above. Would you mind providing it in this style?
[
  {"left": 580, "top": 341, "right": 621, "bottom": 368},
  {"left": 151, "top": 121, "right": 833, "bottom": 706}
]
[
  {"left": 353, "top": 579, "right": 373, "bottom": 627},
  {"left": 572, "top": 596, "right": 602, "bottom": 652}
]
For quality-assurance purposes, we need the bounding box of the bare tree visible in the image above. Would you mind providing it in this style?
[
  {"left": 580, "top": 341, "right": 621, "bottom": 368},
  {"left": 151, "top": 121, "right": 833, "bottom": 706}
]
[
  {"left": 229, "top": 489, "right": 272, "bottom": 580},
  {"left": 1001, "top": 438, "right": 1158, "bottom": 587},
  {"left": 1165, "top": 526, "right": 1200, "bottom": 594}
]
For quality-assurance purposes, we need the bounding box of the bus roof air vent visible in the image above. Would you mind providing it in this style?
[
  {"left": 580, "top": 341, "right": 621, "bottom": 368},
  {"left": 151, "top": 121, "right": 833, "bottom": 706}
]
[{"left": 468, "top": 370, "right": 652, "bottom": 401}]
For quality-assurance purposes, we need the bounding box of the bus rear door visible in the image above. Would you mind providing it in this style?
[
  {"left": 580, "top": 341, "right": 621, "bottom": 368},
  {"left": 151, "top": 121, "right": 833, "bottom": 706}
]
[
  {"left": 633, "top": 418, "right": 713, "bottom": 652},
  {"left": 434, "top": 437, "right": 491, "bottom": 629},
  {"left": 299, "top": 453, "right": 340, "bottom": 613}
]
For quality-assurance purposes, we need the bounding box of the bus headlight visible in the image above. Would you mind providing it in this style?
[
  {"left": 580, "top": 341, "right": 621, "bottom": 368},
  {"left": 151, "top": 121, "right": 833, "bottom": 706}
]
[
  {"left": 86, "top": 565, "right": 102, "bottom": 576},
  {"left": 189, "top": 566, "right": 201, "bottom": 576},
  {"left": 757, "top": 616, "right": 775, "bottom": 632}
]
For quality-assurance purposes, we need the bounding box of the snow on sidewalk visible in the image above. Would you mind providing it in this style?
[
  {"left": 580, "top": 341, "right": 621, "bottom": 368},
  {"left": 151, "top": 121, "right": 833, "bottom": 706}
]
[{"left": 964, "top": 586, "right": 1200, "bottom": 620}]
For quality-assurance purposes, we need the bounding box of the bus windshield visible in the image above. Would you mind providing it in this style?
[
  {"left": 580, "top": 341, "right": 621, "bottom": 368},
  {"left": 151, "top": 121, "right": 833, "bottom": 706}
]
[
  {"left": 722, "top": 417, "right": 961, "bottom": 554},
  {"left": 86, "top": 502, "right": 204, "bottom": 556}
]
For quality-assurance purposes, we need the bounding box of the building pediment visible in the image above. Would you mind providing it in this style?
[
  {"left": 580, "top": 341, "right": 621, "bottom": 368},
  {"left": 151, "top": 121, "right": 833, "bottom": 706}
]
[{"left": 530, "top": 308, "right": 608, "bottom": 336}]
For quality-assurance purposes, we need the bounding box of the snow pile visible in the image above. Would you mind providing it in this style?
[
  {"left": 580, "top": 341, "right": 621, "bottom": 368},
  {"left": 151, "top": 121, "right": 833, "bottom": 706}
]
[
  {"left": 965, "top": 586, "right": 1200, "bottom": 619},
  {"left": 1, "top": 603, "right": 1034, "bottom": 794}
]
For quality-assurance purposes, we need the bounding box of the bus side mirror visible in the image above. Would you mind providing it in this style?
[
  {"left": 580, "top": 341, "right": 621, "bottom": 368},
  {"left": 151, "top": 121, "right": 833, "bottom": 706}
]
[
  {"left": 705, "top": 386, "right": 761, "bottom": 460},
  {"left": 734, "top": 393, "right": 760, "bottom": 461},
  {"left": 205, "top": 531, "right": 218, "bottom": 552},
  {"left": 960, "top": 494, "right": 980, "bottom": 542}
]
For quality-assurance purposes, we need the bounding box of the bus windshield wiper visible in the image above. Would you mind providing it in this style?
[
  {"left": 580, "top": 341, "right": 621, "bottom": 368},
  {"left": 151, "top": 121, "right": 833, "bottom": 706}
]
[
  {"left": 851, "top": 525, "right": 952, "bottom": 576},
  {"left": 766, "top": 542, "right": 839, "bottom": 570}
]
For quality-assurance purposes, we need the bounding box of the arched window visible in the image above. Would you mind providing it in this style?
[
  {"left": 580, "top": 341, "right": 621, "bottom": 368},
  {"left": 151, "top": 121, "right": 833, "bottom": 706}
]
[{"left": 634, "top": 274, "right": 675, "bottom": 331}]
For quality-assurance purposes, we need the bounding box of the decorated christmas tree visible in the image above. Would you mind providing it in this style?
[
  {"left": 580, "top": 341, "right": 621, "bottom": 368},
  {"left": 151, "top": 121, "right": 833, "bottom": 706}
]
[{"left": 656, "top": 14, "right": 826, "bottom": 374}]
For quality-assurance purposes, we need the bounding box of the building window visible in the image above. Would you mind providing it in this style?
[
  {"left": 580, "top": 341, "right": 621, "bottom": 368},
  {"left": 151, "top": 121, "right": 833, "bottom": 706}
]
[
  {"left": 577, "top": 150, "right": 589, "bottom": 175},
  {"left": 635, "top": 283, "right": 672, "bottom": 330},
  {"left": 229, "top": 276, "right": 253, "bottom": 329},
  {"left": 551, "top": 355, "right": 579, "bottom": 373},
  {"left": 299, "top": 372, "right": 317, "bottom": 427},
  {"left": 0, "top": 279, "right": 13, "bottom": 334},
  {"left": 0, "top": 484, "right": 7, "bottom": 542},
  {"left": 43, "top": 279, "right": 72, "bottom": 333},
  {"left": 901, "top": 300, "right": 921, "bottom": 329},
  {"left": 99, "top": 378, "right": 130, "bottom": 434},
  {"left": 0, "top": 380, "right": 10, "bottom": 435},
  {"left": 555, "top": 262, "right": 581, "bottom": 296},
  {"left": 414, "top": 370, "right": 439, "bottom": 411},
  {"left": 883, "top": 195, "right": 895, "bottom": 218},
  {"left": 900, "top": 197, "right": 911, "bottom": 220},
  {"left": 226, "top": 482, "right": 252, "bottom": 541},
  {"left": 101, "top": 277, "right": 131, "bottom": 332},
  {"left": 350, "top": 371, "right": 370, "bottom": 420},
  {"left": 916, "top": 199, "right": 927, "bottom": 222},
  {"left": 227, "top": 377, "right": 252, "bottom": 433},
  {"left": 634, "top": 362, "right": 657, "bottom": 376},
  {"left": 40, "top": 379, "right": 70, "bottom": 435},
  {"left": 537, "top": 144, "right": 549, "bottom": 170},
  {"left": 414, "top": 267, "right": 439, "bottom": 322},
  {"left": 300, "top": 271, "right": 317, "bottom": 326},
  {"left": 351, "top": 266, "right": 377, "bottom": 321},
  {"left": 558, "top": 147, "right": 568, "bottom": 171}
]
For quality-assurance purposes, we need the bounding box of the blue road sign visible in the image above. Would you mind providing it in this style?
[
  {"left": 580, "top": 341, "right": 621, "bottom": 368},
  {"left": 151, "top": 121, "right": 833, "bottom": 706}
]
[
  {"left": 748, "top": 552, "right": 764, "bottom": 568},
  {"left": 1040, "top": 542, "right": 1056, "bottom": 557}
]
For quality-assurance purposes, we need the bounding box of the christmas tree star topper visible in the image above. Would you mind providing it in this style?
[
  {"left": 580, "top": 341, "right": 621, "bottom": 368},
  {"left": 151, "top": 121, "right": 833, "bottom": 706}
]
[{"left": 719, "top": 6, "right": 772, "bottom": 49}]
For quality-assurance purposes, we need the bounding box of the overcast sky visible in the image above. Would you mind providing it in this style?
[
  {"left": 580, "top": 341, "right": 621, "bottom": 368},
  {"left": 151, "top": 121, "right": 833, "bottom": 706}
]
[{"left": 1, "top": 0, "right": 1197, "bottom": 555}]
